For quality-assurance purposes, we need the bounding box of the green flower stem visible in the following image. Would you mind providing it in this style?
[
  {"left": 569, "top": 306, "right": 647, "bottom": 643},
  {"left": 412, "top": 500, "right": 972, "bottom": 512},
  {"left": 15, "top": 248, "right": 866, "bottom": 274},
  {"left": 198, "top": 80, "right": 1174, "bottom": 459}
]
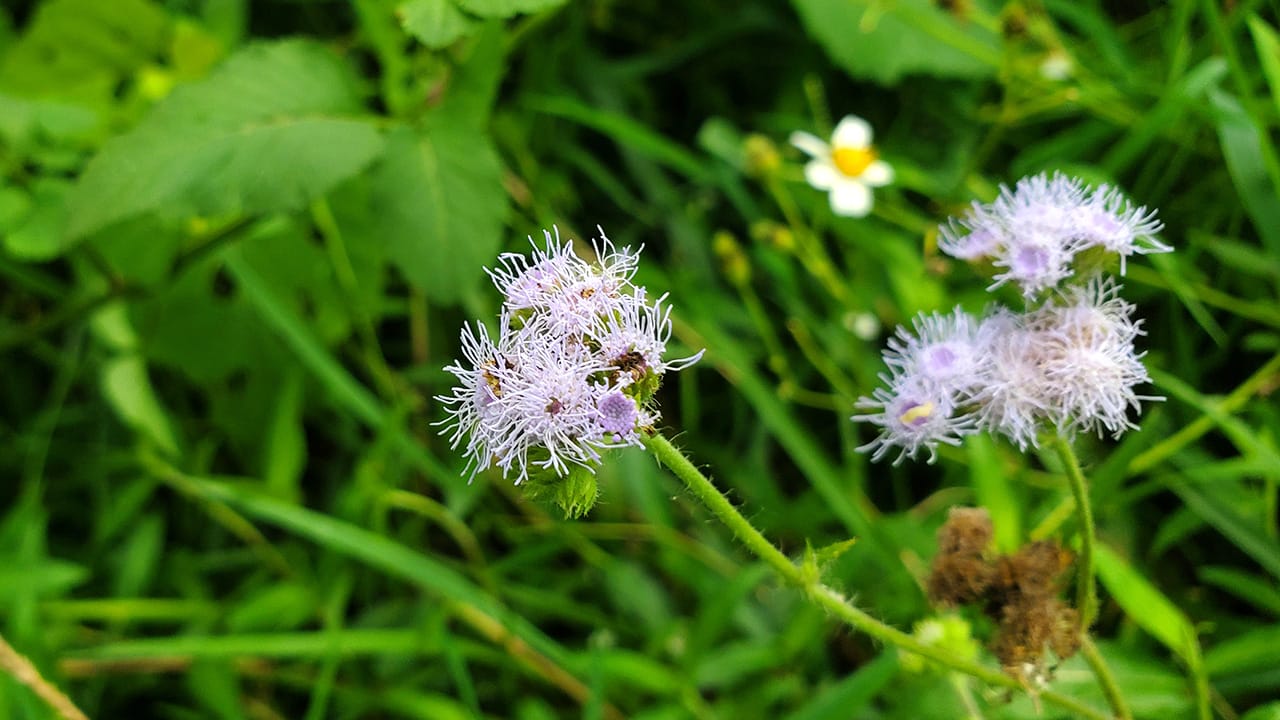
[
  {"left": 1052, "top": 436, "right": 1132, "bottom": 720},
  {"left": 642, "top": 432, "right": 1109, "bottom": 720},
  {"left": 1052, "top": 435, "right": 1098, "bottom": 629},
  {"left": 1082, "top": 637, "right": 1132, "bottom": 720}
]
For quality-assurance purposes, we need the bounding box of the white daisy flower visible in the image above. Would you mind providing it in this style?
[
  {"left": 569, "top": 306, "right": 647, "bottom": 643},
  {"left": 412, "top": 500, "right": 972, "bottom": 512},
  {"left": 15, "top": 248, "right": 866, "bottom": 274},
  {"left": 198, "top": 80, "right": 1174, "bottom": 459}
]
[{"left": 789, "top": 115, "right": 894, "bottom": 217}]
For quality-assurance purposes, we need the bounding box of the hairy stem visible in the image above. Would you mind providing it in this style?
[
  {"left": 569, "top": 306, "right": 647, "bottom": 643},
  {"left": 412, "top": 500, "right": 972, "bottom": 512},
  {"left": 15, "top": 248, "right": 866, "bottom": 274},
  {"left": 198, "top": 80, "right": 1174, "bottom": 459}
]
[
  {"left": 1052, "top": 437, "right": 1132, "bottom": 720},
  {"left": 1082, "top": 637, "right": 1132, "bottom": 720},
  {"left": 1052, "top": 435, "right": 1098, "bottom": 629},
  {"left": 643, "top": 432, "right": 1109, "bottom": 719}
]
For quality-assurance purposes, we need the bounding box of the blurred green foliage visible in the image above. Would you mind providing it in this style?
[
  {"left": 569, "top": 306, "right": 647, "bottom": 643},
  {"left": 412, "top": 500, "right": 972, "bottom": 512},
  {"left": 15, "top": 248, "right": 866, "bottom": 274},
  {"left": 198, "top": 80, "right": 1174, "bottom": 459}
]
[{"left": 2, "top": 0, "right": 1280, "bottom": 718}]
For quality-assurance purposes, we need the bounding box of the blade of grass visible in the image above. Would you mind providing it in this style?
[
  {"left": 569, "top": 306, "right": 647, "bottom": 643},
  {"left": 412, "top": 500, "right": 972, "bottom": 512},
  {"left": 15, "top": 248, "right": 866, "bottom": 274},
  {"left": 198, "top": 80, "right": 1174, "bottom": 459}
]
[{"left": 183, "top": 474, "right": 622, "bottom": 720}]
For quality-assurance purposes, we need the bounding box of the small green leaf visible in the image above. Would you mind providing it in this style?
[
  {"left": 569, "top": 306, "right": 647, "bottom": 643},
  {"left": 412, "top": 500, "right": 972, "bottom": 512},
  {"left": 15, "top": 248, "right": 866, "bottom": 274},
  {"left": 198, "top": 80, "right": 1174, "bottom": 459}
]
[
  {"left": 101, "top": 355, "right": 181, "bottom": 455},
  {"left": 398, "top": 0, "right": 475, "bottom": 48},
  {"left": 2, "top": 178, "right": 68, "bottom": 261}
]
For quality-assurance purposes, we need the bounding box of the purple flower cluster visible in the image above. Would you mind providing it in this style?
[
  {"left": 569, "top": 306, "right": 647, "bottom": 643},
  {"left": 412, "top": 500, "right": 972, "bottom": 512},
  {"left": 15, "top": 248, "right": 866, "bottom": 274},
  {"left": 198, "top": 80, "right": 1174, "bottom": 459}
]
[
  {"left": 938, "top": 173, "right": 1169, "bottom": 297},
  {"left": 856, "top": 175, "right": 1166, "bottom": 464},
  {"left": 437, "top": 228, "right": 703, "bottom": 484}
]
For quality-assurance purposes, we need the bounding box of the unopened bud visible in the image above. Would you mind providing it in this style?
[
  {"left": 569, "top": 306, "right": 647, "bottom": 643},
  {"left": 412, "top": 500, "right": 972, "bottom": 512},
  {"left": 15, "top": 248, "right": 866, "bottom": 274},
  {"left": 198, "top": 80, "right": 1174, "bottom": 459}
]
[{"left": 743, "top": 134, "right": 781, "bottom": 177}]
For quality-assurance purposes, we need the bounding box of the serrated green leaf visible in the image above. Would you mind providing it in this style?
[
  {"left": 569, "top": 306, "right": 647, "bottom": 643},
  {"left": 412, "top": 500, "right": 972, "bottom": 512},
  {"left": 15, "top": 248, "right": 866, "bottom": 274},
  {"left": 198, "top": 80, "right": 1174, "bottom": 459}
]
[
  {"left": 791, "top": 0, "right": 998, "bottom": 85},
  {"left": 453, "top": 0, "right": 566, "bottom": 18},
  {"left": 398, "top": 0, "right": 475, "bottom": 48},
  {"left": 67, "top": 40, "right": 384, "bottom": 241},
  {"left": 367, "top": 125, "right": 505, "bottom": 303}
]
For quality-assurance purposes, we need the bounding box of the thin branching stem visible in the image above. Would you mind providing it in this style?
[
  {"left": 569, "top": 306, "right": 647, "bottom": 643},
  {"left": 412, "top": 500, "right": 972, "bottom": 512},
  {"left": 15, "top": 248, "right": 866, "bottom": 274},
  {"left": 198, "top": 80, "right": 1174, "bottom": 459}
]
[{"left": 643, "top": 432, "right": 1110, "bottom": 720}]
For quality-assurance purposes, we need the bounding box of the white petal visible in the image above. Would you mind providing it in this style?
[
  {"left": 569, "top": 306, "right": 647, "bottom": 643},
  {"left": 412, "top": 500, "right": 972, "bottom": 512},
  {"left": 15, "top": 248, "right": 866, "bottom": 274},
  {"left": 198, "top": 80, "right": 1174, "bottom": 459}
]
[
  {"left": 832, "top": 115, "right": 871, "bottom": 149},
  {"left": 789, "top": 131, "right": 830, "bottom": 159},
  {"left": 804, "top": 160, "right": 839, "bottom": 190},
  {"left": 861, "top": 160, "right": 894, "bottom": 187},
  {"left": 830, "top": 180, "right": 872, "bottom": 217}
]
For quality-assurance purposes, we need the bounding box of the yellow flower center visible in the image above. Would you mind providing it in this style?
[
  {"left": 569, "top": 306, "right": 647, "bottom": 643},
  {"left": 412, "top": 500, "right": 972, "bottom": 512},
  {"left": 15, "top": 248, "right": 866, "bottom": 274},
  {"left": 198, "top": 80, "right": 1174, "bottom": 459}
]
[
  {"left": 832, "top": 146, "right": 877, "bottom": 178},
  {"left": 898, "top": 401, "right": 934, "bottom": 427}
]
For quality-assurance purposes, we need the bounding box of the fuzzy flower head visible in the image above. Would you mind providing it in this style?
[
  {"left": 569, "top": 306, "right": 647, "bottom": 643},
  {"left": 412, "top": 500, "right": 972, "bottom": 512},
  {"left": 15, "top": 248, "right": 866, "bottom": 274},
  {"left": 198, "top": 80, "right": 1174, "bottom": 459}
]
[
  {"left": 883, "top": 309, "right": 986, "bottom": 398},
  {"left": 1029, "top": 278, "right": 1160, "bottom": 438},
  {"left": 436, "top": 228, "right": 702, "bottom": 515},
  {"left": 855, "top": 281, "right": 1162, "bottom": 459},
  {"left": 938, "top": 173, "right": 1167, "bottom": 297},
  {"left": 790, "top": 115, "right": 894, "bottom": 217},
  {"left": 854, "top": 377, "right": 977, "bottom": 465}
]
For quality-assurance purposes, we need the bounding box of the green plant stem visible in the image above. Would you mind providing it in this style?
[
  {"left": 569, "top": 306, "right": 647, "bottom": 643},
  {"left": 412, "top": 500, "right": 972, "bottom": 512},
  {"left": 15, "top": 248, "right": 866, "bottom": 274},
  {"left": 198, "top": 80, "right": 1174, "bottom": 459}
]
[
  {"left": 1052, "top": 435, "right": 1098, "bottom": 630},
  {"left": 1050, "top": 439, "right": 1133, "bottom": 720},
  {"left": 1081, "top": 637, "right": 1132, "bottom": 720},
  {"left": 642, "top": 432, "right": 1110, "bottom": 720}
]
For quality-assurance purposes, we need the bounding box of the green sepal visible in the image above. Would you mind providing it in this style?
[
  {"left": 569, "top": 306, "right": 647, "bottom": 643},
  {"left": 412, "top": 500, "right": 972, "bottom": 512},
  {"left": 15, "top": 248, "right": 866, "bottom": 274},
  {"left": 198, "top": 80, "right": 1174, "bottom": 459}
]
[{"left": 521, "top": 462, "right": 600, "bottom": 519}]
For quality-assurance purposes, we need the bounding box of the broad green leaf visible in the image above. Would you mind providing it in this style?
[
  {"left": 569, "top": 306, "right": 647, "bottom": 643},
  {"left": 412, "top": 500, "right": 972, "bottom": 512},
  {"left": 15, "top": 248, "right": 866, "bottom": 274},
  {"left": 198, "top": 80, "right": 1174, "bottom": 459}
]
[
  {"left": 435, "top": 22, "right": 505, "bottom": 129},
  {"left": 398, "top": 0, "right": 475, "bottom": 48},
  {"left": 367, "top": 125, "right": 506, "bottom": 303},
  {"left": 453, "top": 0, "right": 566, "bottom": 17},
  {"left": 791, "top": 0, "right": 998, "bottom": 85},
  {"left": 67, "top": 40, "right": 384, "bottom": 240}
]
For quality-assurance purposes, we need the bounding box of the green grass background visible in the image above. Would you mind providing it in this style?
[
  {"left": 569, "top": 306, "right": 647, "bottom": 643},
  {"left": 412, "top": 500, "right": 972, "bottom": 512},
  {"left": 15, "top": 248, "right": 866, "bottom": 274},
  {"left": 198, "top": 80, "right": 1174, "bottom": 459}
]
[{"left": 2, "top": 0, "right": 1280, "bottom": 717}]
